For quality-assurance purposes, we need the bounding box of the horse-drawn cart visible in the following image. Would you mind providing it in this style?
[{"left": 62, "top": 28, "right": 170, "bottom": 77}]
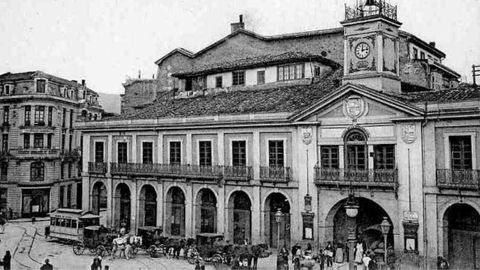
[{"left": 72, "top": 225, "right": 117, "bottom": 256}]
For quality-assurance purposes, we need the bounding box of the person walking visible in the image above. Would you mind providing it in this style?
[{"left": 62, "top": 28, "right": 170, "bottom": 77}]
[
  {"left": 40, "top": 259, "right": 53, "bottom": 270},
  {"left": 91, "top": 257, "right": 102, "bottom": 270},
  {"left": 324, "top": 242, "right": 334, "bottom": 270},
  {"left": 2, "top": 251, "right": 11, "bottom": 270}
]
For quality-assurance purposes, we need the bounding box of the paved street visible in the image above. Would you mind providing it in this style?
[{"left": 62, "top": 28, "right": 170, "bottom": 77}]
[{"left": 0, "top": 220, "right": 330, "bottom": 270}]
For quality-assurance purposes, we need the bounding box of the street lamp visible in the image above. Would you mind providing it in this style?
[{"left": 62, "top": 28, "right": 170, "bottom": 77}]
[
  {"left": 380, "top": 217, "right": 391, "bottom": 266},
  {"left": 344, "top": 194, "right": 359, "bottom": 270},
  {"left": 275, "top": 208, "right": 283, "bottom": 270}
]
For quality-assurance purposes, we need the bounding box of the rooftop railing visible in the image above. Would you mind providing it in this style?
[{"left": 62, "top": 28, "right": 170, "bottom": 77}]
[
  {"left": 344, "top": 0, "right": 398, "bottom": 22},
  {"left": 314, "top": 167, "right": 398, "bottom": 190},
  {"left": 436, "top": 169, "right": 480, "bottom": 190}
]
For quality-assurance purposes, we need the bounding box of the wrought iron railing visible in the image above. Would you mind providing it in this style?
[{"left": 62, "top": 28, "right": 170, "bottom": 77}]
[
  {"left": 259, "top": 166, "right": 292, "bottom": 183},
  {"left": 110, "top": 162, "right": 223, "bottom": 179},
  {"left": 223, "top": 166, "right": 252, "bottom": 181},
  {"left": 88, "top": 162, "right": 107, "bottom": 174},
  {"left": 344, "top": 0, "right": 398, "bottom": 22},
  {"left": 314, "top": 167, "right": 398, "bottom": 188},
  {"left": 436, "top": 169, "right": 480, "bottom": 190}
]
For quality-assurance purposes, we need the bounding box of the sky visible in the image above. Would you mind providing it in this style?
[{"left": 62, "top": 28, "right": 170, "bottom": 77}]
[{"left": 0, "top": 0, "right": 479, "bottom": 95}]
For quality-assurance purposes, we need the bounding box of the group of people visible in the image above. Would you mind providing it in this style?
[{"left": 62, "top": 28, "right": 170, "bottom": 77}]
[{"left": 318, "top": 241, "right": 378, "bottom": 270}]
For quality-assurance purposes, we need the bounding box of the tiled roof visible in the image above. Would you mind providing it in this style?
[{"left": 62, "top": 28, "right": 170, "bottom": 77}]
[
  {"left": 173, "top": 52, "right": 340, "bottom": 77},
  {"left": 403, "top": 85, "right": 480, "bottom": 103},
  {"left": 109, "top": 70, "right": 342, "bottom": 120}
]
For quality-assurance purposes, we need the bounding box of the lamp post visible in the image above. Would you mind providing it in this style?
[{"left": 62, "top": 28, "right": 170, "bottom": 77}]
[
  {"left": 380, "top": 217, "right": 391, "bottom": 267},
  {"left": 275, "top": 208, "right": 284, "bottom": 270},
  {"left": 344, "top": 194, "right": 359, "bottom": 270}
]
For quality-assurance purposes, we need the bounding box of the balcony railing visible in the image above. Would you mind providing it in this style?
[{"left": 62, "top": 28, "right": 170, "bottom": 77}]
[
  {"left": 61, "top": 149, "right": 81, "bottom": 161},
  {"left": 259, "top": 166, "right": 292, "bottom": 183},
  {"left": 224, "top": 166, "right": 252, "bottom": 181},
  {"left": 88, "top": 162, "right": 107, "bottom": 174},
  {"left": 436, "top": 169, "right": 480, "bottom": 190},
  {"left": 314, "top": 167, "right": 398, "bottom": 189},
  {"left": 110, "top": 163, "right": 223, "bottom": 180},
  {"left": 344, "top": 0, "right": 398, "bottom": 22},
  {"left": 10, "top": 148, "right": 60, "bottom": 160}
]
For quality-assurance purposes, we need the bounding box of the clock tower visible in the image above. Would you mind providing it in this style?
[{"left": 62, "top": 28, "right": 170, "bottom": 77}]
[{"left": 342, "top": 0, "right": 402, "bottom": 94}]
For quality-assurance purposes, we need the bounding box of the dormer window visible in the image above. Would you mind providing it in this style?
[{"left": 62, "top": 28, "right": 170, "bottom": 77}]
[
  {"left": 185, "top": 78, "right": 193, "bottom": 91},
  {"left": 3, "top": 85, "right": 11, "bottom": 95},
  {"left": 232, "top": 71, "right": 245, "bottom": 86},
  {"left": 36, "top": 79, "right": 46, "bottom": 93},
  {"left": 257, "top": 71, "right": 265, "bottom": 85},
  {"left": 215, "top": 76, "right": 223, "bottom": 88},
  {"left": 278, "top": 64, "right": 304, "bottom": 81}
]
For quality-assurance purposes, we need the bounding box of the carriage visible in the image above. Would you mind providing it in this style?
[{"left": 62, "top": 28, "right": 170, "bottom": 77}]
[
  {"left": 72, "top": 225, "right": 117, "bottom": 256},
  {"left": 187, "top": 233, "right": 228, "bottom": 265},
  {"left": 133, "top": 226, "right": 165, "bottom": 257}
]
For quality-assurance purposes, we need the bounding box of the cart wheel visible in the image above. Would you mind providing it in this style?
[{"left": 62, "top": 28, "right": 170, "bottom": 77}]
[
  {"left": 73, "top": 243, "right": 85, "bottom": 255},
  {"left": 96, "top": 245, "right": 108, "bottom": 257},
  {"left": 187, "top": 255, "right": 197, "bottom": 265},
  {"left": 158, "top": 244, "right": 166, "bottom": 255},
  {"left": 148, "top": 245, "right": 157, "bottom": 257},
  {"left": 212, "top": 254, "right": 223, "bottom": 265}
]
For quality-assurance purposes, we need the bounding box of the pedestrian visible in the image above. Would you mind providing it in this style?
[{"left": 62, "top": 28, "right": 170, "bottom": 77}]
[
  {"left": 280, "top": 245, "right": 289, "bottom": 270},
  {"left": 293, "top": 245, "right": 302, "bottom": 270},
  {"left": 324, "top": 242, "right": 334, "bottom": 270},
  {"left": 91, "top": 257, "right": 102, "bottom": 270},
  {"left": 40, "top": 258, "right": 53, "bottom": 270},
  {"left": 194, "top": 260, "right": 201, "bottom": 270},
  {"left": 318, "top": 248, "right": 325, "bottom": 270},
  {"left": 1, "top": 251, "right": 11, "bottom": 270}
]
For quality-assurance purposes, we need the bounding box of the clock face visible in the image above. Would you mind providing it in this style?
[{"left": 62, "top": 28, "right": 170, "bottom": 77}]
[{"left": 355, "top": 42, "right": 370, "bottom": 59}]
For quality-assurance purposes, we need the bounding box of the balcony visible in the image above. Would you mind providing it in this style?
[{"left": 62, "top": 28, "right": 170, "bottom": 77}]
[
  {"left": 436, "top": 169, "right": 480, "bottom": 191},
  {"left": 61, "top": 149, "right": 81, "bottom": 161},
  {"left": 88, "top": 162, "right": 107, "bottom": 174},
  {"left": 314, "top": 167, "right": 398, "bottom": 190},
  {"left": 344, "top": 0, "right": 398, "bottom": 23},
  {"left": 110, "top": 163, "right": 223, "bottom": 181},
  {"left": 223, "top": 166, "right": 252, "bottom": 182},
  {"left": 10, "top": 148, "right": 60, "bottom": 160},
  {"left": 259, "top": 166, "right": 292, "bottom": 183}
]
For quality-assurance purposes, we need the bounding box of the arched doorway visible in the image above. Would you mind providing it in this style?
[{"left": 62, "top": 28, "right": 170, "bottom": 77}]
[
  {"left": 165, "top": 187, "right": 185, "bottom": 236},
  {"left": 443, "top": 203, "right": 480, "bottom": 269},
  {"left": 327, "top": 197, "right": 393, "bottom": 263},
  {"left": 114, "top": 183, "right": 131, "bottom": 230},
  {"left": 264, "top": 193, "right": 290, "bottom": 248},
  {"left": 228, "top": 191, "right": 252, "bottom": 244},
  {"left": 91, "top": 181, "right": 107, "bottom": 215},
  {"left": 196, "top": 189, "right": 217, "bottom": 234},
  {"left": 139, "top": 185, "right": 157, "bottom": 227}
]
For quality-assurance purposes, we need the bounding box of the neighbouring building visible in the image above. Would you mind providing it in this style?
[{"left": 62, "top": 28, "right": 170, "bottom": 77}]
[
  {"left": 80, "top": 1, "right": 479, "bottom": 269},
  {"left": 0, "top": 71, "right": 103, "bottom": 218}
]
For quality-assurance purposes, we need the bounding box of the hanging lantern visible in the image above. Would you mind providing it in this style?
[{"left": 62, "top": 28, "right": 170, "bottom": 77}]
[{"left": 344, "top": 194, "right": 359, "bottom": 218}]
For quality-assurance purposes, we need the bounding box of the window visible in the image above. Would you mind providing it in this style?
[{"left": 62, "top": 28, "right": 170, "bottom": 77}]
[
  {"left": 232, "top": 141, "right": 246, "bottom": 167},
  {"left": 3, "top": 106, "right": 9, "bottom": 124},
  {"left": 68, "top": 163, "right": 72, "bottom": 178},
  {"left": 62, "top": 108, "right": 66, "bottom": 127},
  {"left": 215, "top": 76, "right": 223, "bottom": 88},
  {"left": 321, "top": 146, "right": 339, "bottom": 169},
  {"left": 2, "top": 135, "right": 7, "bottom": 152},
  {"left": 0, "top": 189, "right": 6, "bottom": 214},
  {"left": 4, "top": 85, "right": 10, "bottom": 95},
  {"left": 34, "top": 133, "right": 44, "bottom": 148},
  {"left": 60, "top": 163, "right": 64, "bottom": 179},
  {"left": 345, "top": 130, "right": 367, "bottom": 170},
  {"left": 450, "top": 136, "right": 472, "bottom": 170},
  {"left": 24, "top": 134, "right": 30, "bottom": 149},
  {"left": 48, "top": 107, "right": 53, "bottom": 126},
  {"left": 60, "top": 186, "right": 65, "bottom": 207},
  {"left": 117, "top": 142, "right": 128, "bottom": 163},
  {"left": 199, "top": 141, "right": 212, "bottom": 167},
  {"left": 185, "top": 78, "right": 192, "bottom": 91},
  {"left": 374, "top": 145, "right": 395, "bottom": 169},
  {"left": 61, "top": 134, "right": 65, "bottom": 151},
  {"left": 142, "top": 142, "right": 153, "bottom": 164},
  {"left": 67, "top": 185, "right": 72, "bottom": 208},
  {"left": 278, "top": 64, "right": 305, "bottom": 81},
  {"left": 36, "top": 79, "right": 46, "bottom": 93},
  {"left": 69, "top": 134, "right": 73, "bottom": 151},
  {"left": 169, "top": 141, "right": 181, "bottom": 165},
  {"left": 413, "top": 48, "right": 418, "bottom": 59},
  {"left": 268, "top": 140, "right": 284, "bottom": 168},
  {"left": 47, "top": 134, "right": 52, "bottom": 149},
  {"left": 70, "top": 109, "right": 74, "bottom": 128},
  {"left": 94, "top": 142, "right": 104, "bottom": 163},
  {"left": 232, "top": 71, "right": 245, "bottom": 86},
  {"left": 257, "top": 70, "right": 265, "bottom": 85},
  {"left": 34, "top": 106, "right": 45, "bottom": 126},
  {"left": 314, "top": 66, "right": 322, "bottom": 77},
  {"left": 31, "top": 162, "right": 44, "bottom": 181},
  {"left": 25, "top": 106, "right": 31, "bottom": 126},
  {"left": 420, "top": 52, "right": 425, "bottom": 59},
  {"left": 0, "top": 162, "right": 7, "bottom": 181}
]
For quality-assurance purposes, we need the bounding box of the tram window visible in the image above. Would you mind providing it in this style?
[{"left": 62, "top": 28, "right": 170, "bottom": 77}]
[
  {"left": 78, "top": 221, "right": 83, "bottom": 228},
  {"left": 55, "top": 219, "right": 61, "bottom": 226},
  {"left": 65, "top": 219, "right": 71, "bottom": 228},
  {"left": 60, "top": 219, "right": 65, "bottom": 227},
  {"left": 50, "top": 218, "right": 55, "bottom": 226},
  {"left": 72, "top": 220, "right": 77, "bottom": 228}
]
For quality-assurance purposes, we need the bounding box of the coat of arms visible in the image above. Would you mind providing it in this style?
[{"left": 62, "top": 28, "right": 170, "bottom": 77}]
[
  {"left": 401, "top": 124, "right": 416, "bottom": 144},
  {"left": 343, "top": 95, "right": 366, "bottom": 119},
  {"left": 302, "top": 127, "right": 313, "bottom": 145}
]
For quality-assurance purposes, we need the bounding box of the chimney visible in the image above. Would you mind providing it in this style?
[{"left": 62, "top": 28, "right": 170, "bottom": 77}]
[
  {"left": 429, "top": 41, "right": 436, "bottom": 48},
  {"left": 230, "top": 14, "right": 245, "bottom": 33},
  {"left": 81, "top": 79, "right": 86, "bottom": 86}
]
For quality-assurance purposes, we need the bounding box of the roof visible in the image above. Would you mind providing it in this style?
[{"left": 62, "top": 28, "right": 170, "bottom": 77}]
[
  {"left": 402, "top": 85, "right": 480, "bottom": 103},
  {"left": 154, "top": 27, "right": 343, "bottom": 65},
  {"left": 0, "top": 71, "right": 99, "bottom": 95},
  {"left": 173, "top": 52, "right": 341, "bottom": 78},
  {"left": 430, "top": 61, "right": 461, "bottom": 78},
  {"left": 109, "top": 69, "right": 342, "bottom": 121},
  {"left": 400, "top": 31, "right": 446, "bottom": 58}
]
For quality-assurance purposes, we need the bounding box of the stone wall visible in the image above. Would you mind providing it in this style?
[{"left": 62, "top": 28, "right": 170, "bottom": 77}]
[{"left": 121, "top": 80, "right": 159, "bottom": 115}]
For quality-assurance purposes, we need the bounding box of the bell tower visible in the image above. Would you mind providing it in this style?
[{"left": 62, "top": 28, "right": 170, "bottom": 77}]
[{"left": 342, "top": 0, "right": 402, "bottom": 94}]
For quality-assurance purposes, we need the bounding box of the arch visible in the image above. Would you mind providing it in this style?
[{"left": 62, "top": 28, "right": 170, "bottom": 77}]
[
  {"left": 264, "top": 192, "right": 291, "bottom": 248},
  {"left": 442, "top": 203, "right": 480, "bottom": 269},
  {"left": 139, "top": 184, "right": 157, "bottom": 227},
  {"left": 196, "top": 188, "right": 217, "bottom": 234},
  {"left": 114, "top": 183, "right": 131, "bottom": 230},
  {"left": 91, "top": 181, "right": 107, "bottom": 215},
  {"left": 228, "top": 191, "right": 252, "bottom": 244},
  {"left": 325, "top": 196, "right": 394, "bottom": 262},
  {"left": 344, "top": 128, "right": 368, "bottom": 170},
  {"left": 165, "top": 186, "right": 186, "bottom": 236}
]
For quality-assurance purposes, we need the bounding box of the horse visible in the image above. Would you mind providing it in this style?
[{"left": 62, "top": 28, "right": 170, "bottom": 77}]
[
  {"left": 126, "top": 235, "right": 142, "bottom": 258},
  {"left": 111, "top": 236, "right": 128, "bottom": 259}
]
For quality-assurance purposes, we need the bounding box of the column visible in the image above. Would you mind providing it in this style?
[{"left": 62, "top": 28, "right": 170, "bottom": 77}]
[
  {"left": 252, "top": 186, "right": 261, "bottom": 244},
  {"left": 131, "top": 134, "right": 137, "bottom": 163},
  {"left": 107, "top": 135, "right": 113, "bottom": 174},
  {"left": 106, "top": 178, "right": 113, "bottom": 227},
  {"left": 368, "top": 145, "right": 374, "bottom": 170},
  {"left": 82, "top": 135, "right": 90, "bottom": 211},
  {"left": 218, "top": 131, "right": 224, "bottom": 166},
  {"left": 186, "top": 133, "right": 192, "bottom": 165},
  {"left": 377, "top": 35, "right": 383, "bottom": 72},
  {"left": 217, "top": 186, "right": 225, "bottom": 234},
  {"left": 156, "top": 181, "right": 164, "bottom": 228},
  {"left": 185, "top": 185, "right": 193, "bottom": 238},
  {"left": 157, "top": 132, "right": 163, "bottom": 164},
  {"left": 339, "top": 145, "right": 345, "bottom": 169},
  {"left": 131, "top": 182, "right": 138, "bottom": 233},
  {"left": 253, "top": 131, "right": 260, "bottom": 179}
]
